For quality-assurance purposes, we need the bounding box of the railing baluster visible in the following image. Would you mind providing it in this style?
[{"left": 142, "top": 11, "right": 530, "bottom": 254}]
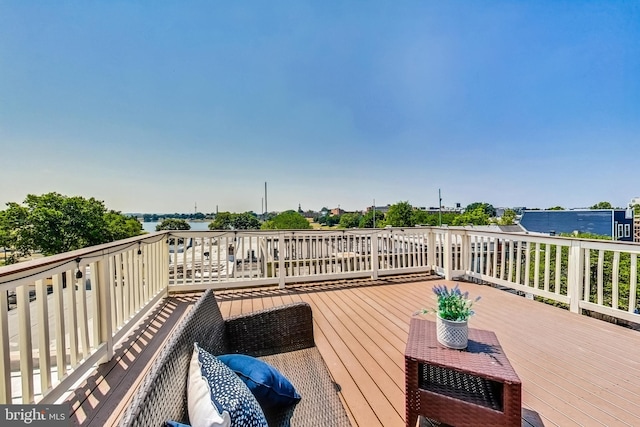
[
  {"left": 66, "top": 270, "right": 79, "bottom": 367},
  {"left": 515, "top": 241, "right": 522, "bottom": 285},
  {"left": 507, "top": 240, "right": 513, "bottom": 283},
  {"left": 612, "top": 252, "right": 620, "bottom": 309},
  {"left": 17, "top": 284, "right": 34, "bottom": 403},
  {"left": 554, "top": 244, "right": 562, "bottom": 294},
  {"left": 500, "top": 239, "right": 506, "bottom": 280},
  {"left": 77, "top": 266, "right": 90, "bottom": 359},
  {"left": 597, "top": 250, "right": 604, "bottom": 305},
  {"left": 0, "top": 290, "right": 10, "bottom": 403},
  {"left": 544, "top": 243, "right": 551, "bottom": 292},
  {"left": 524, "top": 241, "right": 531, "bottom": 287},
  {"left": 629, "top": 254, "right": 637, "bottom": 313},
  {"left": 583, "top": 249, "right": 591, "bottom": 302},
  {"left": 534, "top": 243, "right": 541, "bottom": 289},
  {"left": 35, "top": 279, "right": 52, "bottom": 393},
  {"left": 52, "top": 273, "right": 66, "bottom": 379},
  {"left": 97, "top": 258, "right": 113, "bottom": 363}
]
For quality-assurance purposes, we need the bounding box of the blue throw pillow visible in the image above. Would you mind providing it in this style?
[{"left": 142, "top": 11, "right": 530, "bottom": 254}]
[
  {"left": 218, "top": 354, "right": 301, "bottom": 410},
  {"left": 166, "top": 421, "right": 191, "bottom": 427},
  {"left": 188, "top": 343, "right": 268, "bottom": 427}
]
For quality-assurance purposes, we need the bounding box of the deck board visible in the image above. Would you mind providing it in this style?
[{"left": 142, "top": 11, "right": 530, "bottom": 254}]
[{"left": 218, "top": 275, "right": 640, "bottom": 427}]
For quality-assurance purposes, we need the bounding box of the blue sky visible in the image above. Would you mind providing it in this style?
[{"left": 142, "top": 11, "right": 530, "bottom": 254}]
[{"left": 1, "top": 1, "right": 639, "bottom": 214}]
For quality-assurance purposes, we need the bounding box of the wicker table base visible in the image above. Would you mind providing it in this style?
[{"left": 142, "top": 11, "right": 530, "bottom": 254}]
[{"left": 405, "top": 318, "right": 521, "bottom": 427}]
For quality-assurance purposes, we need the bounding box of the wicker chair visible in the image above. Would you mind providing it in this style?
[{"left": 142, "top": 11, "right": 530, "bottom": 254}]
[{"left": 118, "top": 289, "right": 351, "bottom": 427}]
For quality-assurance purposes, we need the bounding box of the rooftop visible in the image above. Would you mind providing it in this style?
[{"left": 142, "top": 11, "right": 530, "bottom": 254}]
[
  {"left": 1, "top": 226, "right": 639, "bottom": 426},
  {"left": 66, "top": 273, "right": 640, "bottom": 426}
]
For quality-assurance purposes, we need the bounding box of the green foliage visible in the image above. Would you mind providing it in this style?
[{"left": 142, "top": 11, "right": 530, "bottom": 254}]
[
  {"left": 418, "top": 283, "right": 480, "bottom": 321},
  {"left": 0, "top": 204, "right": 31, "bottom": 264},
  {"left": 317, "top": 214, "right": 340, "bottom": 227},
  {"left": 547, "top": 206, "right": 565, "bottom": 210},
  {"left": 522, "top": 232, "right": 640, "bottom": 313},
  {"left": 156, "top": 218, "right": 191, "bottom": 231},
  {"left": 498, "top": 209, "right": 517, "bottom": 225},
  {"left": 465, "top": 202, "right": 496, "bottom": 217},
  {"left": 451, "top": 207, "right": 490, "bottom": 226},
  {"left": 0, "top": 192, "right": 143, "bottom": 260},
  {"left": 231, "top": 212, "right": 261, "bottom": 230},
  {"left": 384, "top": 201, "right": 415, "bottom": 227},
  {"left": 261, "top": 210, "right": 312, "bottom": 230},
  {"left": 339, "top": 212, "right": 361, "bottom": 229},
  {"left": 359, "top": 210, "right": 385, "bottom": 228},
  {"left": 209, "top": 212, "right": 233, "bottom": 230},
  {"left": 208, "top": 212, "right": 261, "bottom": 230},
  {"left": 633, "top": 204, "right": 640, "bottom": 216},
  {"left": 105, "top": 211, "right": 143, "bottom": 240},
  {"left": 411, "top": 209, "right": 433, "bottom": 226},
  {"left": 590, "top": 201, "right": 613, "bottom": 209}
]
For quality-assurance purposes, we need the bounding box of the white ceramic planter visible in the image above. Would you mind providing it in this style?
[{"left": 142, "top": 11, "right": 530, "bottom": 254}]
[{"left": 436, "top": 313, "right": 469, "bottom": 349}]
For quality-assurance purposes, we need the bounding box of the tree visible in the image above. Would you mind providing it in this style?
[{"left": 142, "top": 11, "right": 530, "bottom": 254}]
[
  {"left": 105, "top": 210, "right": 143, "bottom": 240},
  {"left": 209, "top": 212, "right": 233, "bottom": 230},
  {"left": 590, "top": 201, "right": 613, "bottom": 209},
  {"left": 208, "top": 212, "right": 261, "bottom": 230},
  {"left": 465, "top": 202, "right": 496, "bottom": 218},
  {"left": 359, "top": 210, "right": 385, "bottom": 228},
  {"left": 0, "top": 192, "right": 143, "bottom": 260},
  {"left": 411, "top": 210, "right": 436, "bottom": 226},
  {"left": 339, "top": 213, "right": 361, "bottom": 229},
  {"left": 547, "top": 206, "right": 565, "bottom": 210},
  {"left": 231, "top": 212, "right": 261, "bottom": 230},
  {"left": 317, "top": 214, "right": 340, "bottom": 227},
  {"left": 0, "top": 203, "right": 30, "bottom": 264},
  {"left": 498, "top": 209, "right": 517, "bottom": 225},
  {"left": 451, "top": 207, "right": 490, "bottom": 226},
  {"left": 156, "top": 218, "right": 191, "bottom": 231},
  {"left": 261, "top": 210, "right": 312, "bottom": 230},
  {"left": 384, "top": 201, "right": 415, "bottom": 227}
]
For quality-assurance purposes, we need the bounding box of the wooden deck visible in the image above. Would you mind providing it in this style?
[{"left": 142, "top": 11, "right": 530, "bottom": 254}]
[
  {"left": 216, "top": 274, "right": 640, "bottom": 427},
  {"left": 68, "top": 273, "right": 640, "bottom": 426}
]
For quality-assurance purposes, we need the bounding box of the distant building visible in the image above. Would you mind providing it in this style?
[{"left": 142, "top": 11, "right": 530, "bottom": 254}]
[
  {"left": 519, "top": 209, "right": 634, "bottom": 241},
  {"left": 366, "top": 205, "right": 392, "bottom": 214},
  {"left": 330, "top": 208, "right": 345, "bottom": 216}
]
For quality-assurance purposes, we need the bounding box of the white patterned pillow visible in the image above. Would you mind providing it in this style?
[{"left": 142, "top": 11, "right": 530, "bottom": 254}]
[{"left": 187, "top": 343, "right": 268, "bottom": 427}]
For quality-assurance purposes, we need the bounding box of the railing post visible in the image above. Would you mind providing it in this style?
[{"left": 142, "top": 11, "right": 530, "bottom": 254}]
[
  {"left": 427, "top": 230, "right": 436, "bottom": 273},
  {"left": 278, "top": 232, "right": 286, "bottom": 289},
  {"left": 371, "top": 231, "right": 379, "bottom": 280},
  {"left": 97, "top": 258, "right": 114, "bottom": 363},
  {"left": 461, "top": 231, "right": 471, "bottom": 273},
  {"left": 443, "top": 229, "right": 453, "bottom": 281},
  {"left": 163, "top": 233, "right": 170, "bottom": 293},
  {"left": 567, "top": 240, "right": 584, "bottom": 314}
]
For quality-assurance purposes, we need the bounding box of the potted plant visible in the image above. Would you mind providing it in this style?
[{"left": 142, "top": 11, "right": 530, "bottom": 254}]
[{"left": 416, "top": 284, "right": 480, "bottom": 349}]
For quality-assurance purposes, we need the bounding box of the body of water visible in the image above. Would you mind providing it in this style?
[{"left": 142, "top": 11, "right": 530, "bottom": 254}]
[{"left": 141, "top": 221, "right": 211, "bottom": 233}]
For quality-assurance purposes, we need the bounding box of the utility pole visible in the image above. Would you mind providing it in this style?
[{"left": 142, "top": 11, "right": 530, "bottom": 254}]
[
  {"left": 264, "top": 182, "right": 268, "bottom": 215},
  {"left": 373, "top": 198, "right": 376, "bottom": 229},
  {"left": 438, "top": 189, "right": 443, "bottom": 227}
]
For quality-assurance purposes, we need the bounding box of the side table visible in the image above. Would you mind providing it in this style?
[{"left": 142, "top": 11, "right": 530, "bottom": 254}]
[{"left": 405, "top": 318, "right": 521, "bottom": 427}]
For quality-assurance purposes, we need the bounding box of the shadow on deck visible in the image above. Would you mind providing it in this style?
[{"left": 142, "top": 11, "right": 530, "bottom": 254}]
[{"left": 68, "top": 273, "right": 640, "bottom": 426}]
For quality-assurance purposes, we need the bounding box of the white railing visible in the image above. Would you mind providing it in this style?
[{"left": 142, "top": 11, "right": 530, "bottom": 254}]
[
  {"left": 166, "top": 229, "right": 432, "bottom": 291},
  {"left": 0, "top": 226, "right": 638, "bottom": 405},
  {"left": 434, "top": 227, "right": 640, "bottom": 324},
  {"left": 0, "top": 234, "right": 168, "bottom": 404}
]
